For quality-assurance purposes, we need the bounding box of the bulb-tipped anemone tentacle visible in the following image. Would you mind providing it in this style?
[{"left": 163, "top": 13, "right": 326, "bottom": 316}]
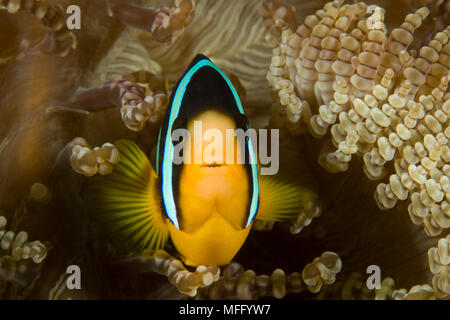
[
  {"left": 1, "top": 0, "right": 449, "bottom": 301},
  {"left": 316, "top": 271, "right": 446, "bottom": 300},
  {"left": 69, "top": 138, "right": 120, "bottom": 177},
  {"left": 59, "top": 74, "right": 169, "bottom": 132},
  {"left": 0, "top": 216, "right": 47, "bottom": 265},
  {"left": 289, "top": 198, "right": 322, "bottom": 234},
  {"left": 196, "top": 263, "right": 304, "bottom": 300},
  {"left": 260, "top": 0, "right": 298, "bottom": 37},
  {"left": 196, "top": 251, "right": 341, "bottom": 299},
  {"left": 112, "top": 78, "right": 169, "bottom": 132},
  {"left": 105, "top": 250, "right": 341, "bottom": 299},
  {"left": 302, "top": 251, "right": 342, "bottom": 293},
  {"left": 428, "top": 234, "right": 450, "bottom": 299},
  {"left": 252, "top": 220, "right": 275, "bottom": 231},
  {"left": 263, "top": 0, "right": 450, "bottom": 240},
  {"left": 138, "top": 250, "right": 220, "bottom": 297},
  {"left": 108, "top": 0, "right": 196, "bottom": 44},
  {"left": 0, "top": 215, "right": 48, "bottom": 291},
  {"left": 0, "top": 0, "right": 77, "bottom": 60}
]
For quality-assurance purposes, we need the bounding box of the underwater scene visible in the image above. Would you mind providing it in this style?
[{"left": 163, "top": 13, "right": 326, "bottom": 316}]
[{"left": 0, "top": 0, "right": 449, "bottom": 301}]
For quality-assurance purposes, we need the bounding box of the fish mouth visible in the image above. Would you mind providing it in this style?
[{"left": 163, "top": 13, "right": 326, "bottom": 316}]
[{"left": 201, "top": 163, "right": 224, "bottom": 168}]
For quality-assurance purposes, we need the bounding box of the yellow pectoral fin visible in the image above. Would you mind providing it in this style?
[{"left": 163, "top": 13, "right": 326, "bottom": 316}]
[
  {"left": 88, "top": 140, "right": 169, "bottom": 252},
  {"left": 256, "top": 173, "right": 318, "bottom": 222}
]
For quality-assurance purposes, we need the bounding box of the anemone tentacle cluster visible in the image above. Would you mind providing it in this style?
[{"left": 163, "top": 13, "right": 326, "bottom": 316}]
[
  {"left": 113, "top": 78, "right": 169, "bottom": 132},
  {"left": 0, "top": 216, "right": 47, "bottom": 264},
  {"left": 196, "top": 251, "right": 341, "bottom": 299},
  {"left": 302, "top": 251, "right": 342, "bottom": 293},
  {"left": 315, "top": 272, "right": 439, "bottom": 300},
  {"left": 107, "top": 0, "right": 195, "bottom": 44},
  {"left": 1, "top": 0, "right": 448, "bottom": 301},
  {"left": 263, "top": 0, "right": 450, "bottom": 300},
  {"left": 264, "top": 0, "right": 450, "bottom": 236},
  {"left": 428, "top": 234, "right": 450, "bottom": 298},
  {"left": 0, "top": 0, "right": 77, "bottom": 60},
  {"left": 142, "top": 250, "right": 220, "bottom": 297},
  {"left": 0, "top": 215, "right": 47, "bottom": 288},
  {"left": 70, "top": 137, "right": 120, "bottom": 177}
]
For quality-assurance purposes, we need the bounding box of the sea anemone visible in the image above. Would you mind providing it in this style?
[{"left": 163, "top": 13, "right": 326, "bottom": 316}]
[
  {"left": 264, "top": 0, "right": 449, "bottom": 299},
  {"left": 0, "top": 0, "right": 448, "bottom": 300}
]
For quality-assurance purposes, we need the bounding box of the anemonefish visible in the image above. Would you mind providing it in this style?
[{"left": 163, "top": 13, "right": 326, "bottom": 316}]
[{"left": 89, "top": 54, "right": 316, "bottom": 266}]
